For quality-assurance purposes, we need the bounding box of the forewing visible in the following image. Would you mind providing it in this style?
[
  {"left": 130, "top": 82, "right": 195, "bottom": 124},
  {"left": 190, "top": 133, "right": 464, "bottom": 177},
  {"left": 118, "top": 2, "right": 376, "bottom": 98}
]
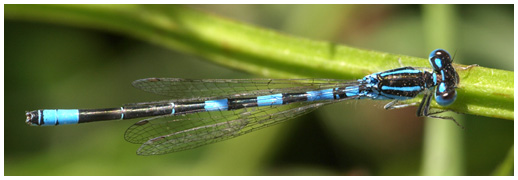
[
  {"left": 124, "top": 99, "right": 351, "bottom": 155},
  {"left": 132, "top": 78, "right": 356, "bottom": 99}
]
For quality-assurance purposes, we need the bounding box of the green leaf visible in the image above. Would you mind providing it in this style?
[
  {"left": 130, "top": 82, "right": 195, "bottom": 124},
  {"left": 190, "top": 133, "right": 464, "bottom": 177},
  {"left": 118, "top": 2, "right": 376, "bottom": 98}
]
[{"left": 5, "top": 4, "right": 513, "bottom": 120}]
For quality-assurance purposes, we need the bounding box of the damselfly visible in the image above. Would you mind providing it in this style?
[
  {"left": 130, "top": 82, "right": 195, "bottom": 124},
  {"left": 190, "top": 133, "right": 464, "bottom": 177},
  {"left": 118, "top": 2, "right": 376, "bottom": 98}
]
[{"left": 26, "top": 49, "right": 467, "bottom": 155}]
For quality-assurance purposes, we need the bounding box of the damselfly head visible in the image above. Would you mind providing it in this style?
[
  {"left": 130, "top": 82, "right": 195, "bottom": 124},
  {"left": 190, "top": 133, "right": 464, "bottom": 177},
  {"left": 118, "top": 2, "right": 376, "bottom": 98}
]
[{"left": 429, "top": 49, "right": 453, "bottom": 72}]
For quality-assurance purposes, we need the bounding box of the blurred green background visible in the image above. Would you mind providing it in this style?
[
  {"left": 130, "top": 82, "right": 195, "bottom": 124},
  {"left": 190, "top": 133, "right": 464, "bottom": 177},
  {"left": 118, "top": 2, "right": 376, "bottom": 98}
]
[{"left": 4, "top": 5, "right": 513, "bottom": 175}]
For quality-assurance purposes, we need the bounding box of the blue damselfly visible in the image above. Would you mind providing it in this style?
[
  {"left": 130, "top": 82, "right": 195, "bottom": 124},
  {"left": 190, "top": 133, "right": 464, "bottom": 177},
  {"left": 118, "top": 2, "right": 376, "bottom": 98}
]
[{"left": 26, "top": 49, "right": 468, "bottom": 155}]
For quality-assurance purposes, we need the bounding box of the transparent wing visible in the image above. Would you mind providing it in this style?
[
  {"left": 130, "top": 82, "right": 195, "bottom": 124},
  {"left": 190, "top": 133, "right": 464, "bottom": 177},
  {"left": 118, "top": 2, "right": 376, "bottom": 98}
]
[
  {"left": 124, "top": 98, "right": 354, "bottom": 155},
  {"left": 132, "top": 78, "right": 357, "bottom": 99}
]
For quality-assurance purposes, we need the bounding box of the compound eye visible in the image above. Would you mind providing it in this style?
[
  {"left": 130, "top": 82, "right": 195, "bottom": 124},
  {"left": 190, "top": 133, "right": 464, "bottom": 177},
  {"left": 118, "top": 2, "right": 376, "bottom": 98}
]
[
  {"left": 429, "top": 49, "right": 452, "bottom": 71},
  {"left": 435, "top": 82, "right": 457, "bottom": 106}
]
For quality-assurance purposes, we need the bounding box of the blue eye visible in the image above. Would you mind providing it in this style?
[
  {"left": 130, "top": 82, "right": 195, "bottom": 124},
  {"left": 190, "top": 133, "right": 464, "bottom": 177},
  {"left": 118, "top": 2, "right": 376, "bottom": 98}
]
[
  {"left": 429, "top": 49, "right": 452, "bottom": 71},
  {"left": 435, "top": 82, "right": 457, "bottom": 106},
  {"left": 434, "top": 58, "right": 442, "bottom": 69}
]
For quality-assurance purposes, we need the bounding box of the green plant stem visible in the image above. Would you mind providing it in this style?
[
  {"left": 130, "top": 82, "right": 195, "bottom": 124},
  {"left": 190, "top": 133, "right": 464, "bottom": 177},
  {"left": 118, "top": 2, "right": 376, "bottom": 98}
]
[
  {"left": 5, "top": 4, "right": 513, "bottom": 120},
  {"left": 421, "top": 4, "right": 464, "bottom": 176}
]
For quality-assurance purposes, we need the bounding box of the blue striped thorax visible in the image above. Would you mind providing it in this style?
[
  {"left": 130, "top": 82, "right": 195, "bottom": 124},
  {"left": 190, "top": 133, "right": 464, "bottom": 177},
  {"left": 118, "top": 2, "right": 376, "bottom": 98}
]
[{"left": 358, "top": 67, "right": 434, "bottom": 101}]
